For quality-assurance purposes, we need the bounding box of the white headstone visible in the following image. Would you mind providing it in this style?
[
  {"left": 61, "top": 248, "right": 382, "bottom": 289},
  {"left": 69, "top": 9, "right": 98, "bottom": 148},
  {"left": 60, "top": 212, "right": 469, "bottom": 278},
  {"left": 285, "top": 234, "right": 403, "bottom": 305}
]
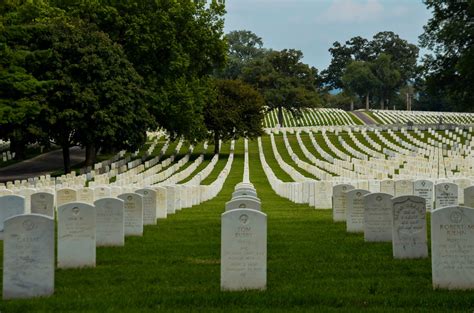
[
  {"left": 56, "top": 188, "right": 77, "bottom": 207},
  {"left": 165, "top": 186, "right": 176, "bottom": 214},
  {"left": 2, "top": 214, "right": 54, "bottom": 299},
  {"left": 380, "top": 180, "right": 395, "bottom": 196},
  {"left": 345, "top": 189, "right": 370, "bottom": 233},
  {"left": 391, "top": 196, "right": 428, "bottom": 259},
  {"left": 93, "top": 186, "right": 111, "bottom": 200},
  {"left": 57, "top": 202, "right": 96, "bottom": 268},
  {"left": 225, "top": 196, "right": 261, "bottom": 211},
  {"left": 431, "top": 206, "right": 474, "bottom": 290},
  {"left": 394, "top": 180, "right": 414, "bottom": 197},
  {"left": 136, "top": 188, "right": 157, "bottom": 225},
  {"left": 435, "top": 183, "right": 459, "bottom": 209},
  {"left": 464, "top": 186, "right": 474, "bottom": 208},
  {"left": 94, "top": 198, "right": 124, "bottom": 246},
  {"left": 414, "top": 180, "right": 434, "bottom": 212},
  {"left": 221, "top": 209, "right": 267, "bottom": 291},
  {"left": 364, "top": 193, "right": 392, "bottom": 242},
  {"left": 0, "top": 195, "right": 25, "bottom": 240},
  {"left": 332, "top": 184, "right": 354, "bottom": 222},
  {"left": 77, "top": 187, "right": 94, "bottom": 204},
  {"left": 31, "top": 192, "right": 54, "bottom": 218},
  {"left": 118, "top": 193, "right": 143, "bottom": 236},
  {"left": 155, "top": 187, "right": 167, "bottom": 219}
]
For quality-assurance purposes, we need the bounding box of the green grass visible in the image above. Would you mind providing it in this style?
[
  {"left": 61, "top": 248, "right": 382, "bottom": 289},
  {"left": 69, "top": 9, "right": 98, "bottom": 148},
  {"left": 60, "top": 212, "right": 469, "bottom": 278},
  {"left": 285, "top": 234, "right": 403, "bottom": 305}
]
[
  {"left": 273, "top": 135, "right": 316, "bottom": 179},
  {"left": 2, "top": 137, "right": 474, "bottom": 312}
]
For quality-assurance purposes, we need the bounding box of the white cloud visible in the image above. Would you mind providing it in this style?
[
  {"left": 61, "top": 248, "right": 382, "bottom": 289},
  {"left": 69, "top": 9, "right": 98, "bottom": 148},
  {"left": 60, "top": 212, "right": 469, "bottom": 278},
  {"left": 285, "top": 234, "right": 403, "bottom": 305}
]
[{"left": 317, "top": 0, "right": 384, "bottom": 24}]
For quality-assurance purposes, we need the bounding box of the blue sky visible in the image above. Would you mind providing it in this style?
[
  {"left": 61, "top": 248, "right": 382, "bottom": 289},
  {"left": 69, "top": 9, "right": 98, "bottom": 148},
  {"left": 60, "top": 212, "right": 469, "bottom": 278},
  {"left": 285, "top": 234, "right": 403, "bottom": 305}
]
[{"left": 224, "top": 0, "right": 432, "bottom": 71}]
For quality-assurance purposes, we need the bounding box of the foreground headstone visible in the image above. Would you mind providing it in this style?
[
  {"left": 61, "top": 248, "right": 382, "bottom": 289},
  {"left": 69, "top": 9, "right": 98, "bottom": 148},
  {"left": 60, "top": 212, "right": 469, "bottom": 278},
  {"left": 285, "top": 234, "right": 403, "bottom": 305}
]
[
  {"left": 31, "top": 192, "right": 54, "bottom": 218},
  {"left": 364, "top": 193, "right": 392, "bottom": 242},
  {"left": 435, "top": 183, "right": 459, "bottom": 209},
  {"left": 345, "top": 189, "right": 370, "bottom": 233},
  {"left": 314, "top": 181, "right": 332, "bottom": 209},
  {"left": 94, "top": 198, "right": 124, "bottom": 246},
  {"left": 3, "top": 214, "right": 54, "bottom": 299},
  {"left": 118, "top": 193, "right": 143, "bottom": 236},
  {"left": 464, "top": 186, "right": 474, "bottom": 208},
  {"left": 57, "top": 202, "right": 96, "bottom": 268},
  {"left": 225, "top": 196, "right": 261, "bottom": 211},
  {"left": 0, "top": 195, "right": 25, "bottom": 240},
  {"left": 332, "top": 184, "right": 354, "bottom": 222},
  {"left": 221, "top": 209, "right": 266, "bottom": 291},
  {"left": 391, "top": 196, "right": 428, "bottom": 259},
  {"left": 431, "top": 206, "right": 474, "bottom": 290},
  {"left": 414, "top": 180, "right": 434, "bottom": 212},
  {"left": 136, "top": 188, "right": 157, "bottom": 225}
]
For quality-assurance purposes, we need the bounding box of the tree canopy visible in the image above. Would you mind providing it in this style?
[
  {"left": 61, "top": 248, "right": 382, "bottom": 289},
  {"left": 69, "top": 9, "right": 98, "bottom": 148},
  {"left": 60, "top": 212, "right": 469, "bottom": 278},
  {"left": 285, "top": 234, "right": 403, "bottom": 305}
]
[
  {"left": 205, "top": 79, "right": 264, "bottom": 154},
  {"left": 419, "top": 0, "right": 474, "bottom": 112}
]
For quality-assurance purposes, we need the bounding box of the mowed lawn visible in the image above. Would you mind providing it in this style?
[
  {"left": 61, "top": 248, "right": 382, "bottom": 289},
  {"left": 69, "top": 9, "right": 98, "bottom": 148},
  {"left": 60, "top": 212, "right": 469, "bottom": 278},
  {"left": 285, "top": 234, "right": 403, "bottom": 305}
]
[{"left": 1, "top": 138, "right": 474, "bottom": 312}]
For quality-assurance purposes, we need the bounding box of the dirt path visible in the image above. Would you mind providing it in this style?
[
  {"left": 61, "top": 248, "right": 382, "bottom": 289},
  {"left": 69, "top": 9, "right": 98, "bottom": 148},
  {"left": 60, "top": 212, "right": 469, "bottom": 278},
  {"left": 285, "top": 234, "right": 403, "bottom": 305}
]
[{"left": 0, "top": 147, "right": 85, "bottom": 183}]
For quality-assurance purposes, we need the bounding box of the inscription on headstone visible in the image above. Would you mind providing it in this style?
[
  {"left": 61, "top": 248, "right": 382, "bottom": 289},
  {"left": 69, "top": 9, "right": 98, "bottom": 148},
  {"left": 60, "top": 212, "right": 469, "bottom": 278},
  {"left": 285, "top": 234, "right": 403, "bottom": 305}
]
[
  {"left": 435, "top": 183, "right": 459, "bottom": 209},
  {"left": 414, "top": 180, "right": 434, "bottom": 212}
]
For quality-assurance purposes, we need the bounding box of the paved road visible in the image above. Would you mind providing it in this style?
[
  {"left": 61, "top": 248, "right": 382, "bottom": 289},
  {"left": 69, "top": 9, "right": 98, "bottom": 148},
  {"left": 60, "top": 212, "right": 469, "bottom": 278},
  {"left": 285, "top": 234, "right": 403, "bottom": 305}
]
[
  {"left": 0, "top": 147, "right": 85, "bottom": 183},
  {"left": 352, "top": 111, "right": 377, "bottom": 125}
]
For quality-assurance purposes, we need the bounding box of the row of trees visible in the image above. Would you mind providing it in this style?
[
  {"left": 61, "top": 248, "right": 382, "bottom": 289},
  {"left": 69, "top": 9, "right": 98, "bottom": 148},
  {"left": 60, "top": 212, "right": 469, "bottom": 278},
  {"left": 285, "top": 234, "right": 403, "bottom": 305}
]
[{"left": 0, "top": 0, "right": 266, "bottom": 170}]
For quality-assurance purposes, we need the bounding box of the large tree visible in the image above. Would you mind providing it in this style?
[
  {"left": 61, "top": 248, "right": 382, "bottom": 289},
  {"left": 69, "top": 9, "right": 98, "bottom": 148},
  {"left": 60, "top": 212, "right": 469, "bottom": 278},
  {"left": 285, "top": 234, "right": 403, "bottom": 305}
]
[
  {"left": 218, "top": 30, "right": 266, "bottom": 79},
  {"left": 341, "top": 61, "right": 379, "bottom": 110},
  {"left": 419, "top": 0, "right": 474, "bottom": 112},
  {"left": 52, "top": 0, "right": 227, "bottom": 140},
  {"left": 242, "top": 49, "right": 320, "bottom": 126},
  {"left": 322, "top": 31, "right": 419, "bottom": 99},
  {"left": 2, "top": 1, "right": 152, "bottom": 172},
  {"left": 205, "top": 79, "right": 264, "bottom": 154}
]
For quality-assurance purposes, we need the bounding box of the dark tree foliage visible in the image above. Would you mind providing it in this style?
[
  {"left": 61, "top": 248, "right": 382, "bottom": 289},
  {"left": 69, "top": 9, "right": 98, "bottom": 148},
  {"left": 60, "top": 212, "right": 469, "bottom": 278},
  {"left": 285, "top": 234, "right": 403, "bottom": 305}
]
[
  {"left": 322, "top": 31, "right": 419, "bottom": 99},
  {"left": 419, "top": 0, "right": 474, "bottom": 112},
  {"left": 242, "top": 49, "right": 320, "bottom": 126},
  {"left": 205, "top": 79, "right": 264, "bottom": 154}
]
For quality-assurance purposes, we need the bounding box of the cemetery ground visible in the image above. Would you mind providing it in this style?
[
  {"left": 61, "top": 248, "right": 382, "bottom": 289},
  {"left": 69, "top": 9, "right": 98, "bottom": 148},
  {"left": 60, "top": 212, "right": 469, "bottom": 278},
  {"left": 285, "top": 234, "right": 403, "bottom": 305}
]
[{"left": 1, "top": 139, "right": 474, "bottom": 312}]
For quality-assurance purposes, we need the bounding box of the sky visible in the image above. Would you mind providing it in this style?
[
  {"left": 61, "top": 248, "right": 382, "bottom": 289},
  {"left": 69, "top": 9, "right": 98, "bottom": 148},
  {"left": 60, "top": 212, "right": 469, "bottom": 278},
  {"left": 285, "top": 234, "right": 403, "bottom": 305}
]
[{"left": 223, "top": 0, "right": 433, "bottom": 71}]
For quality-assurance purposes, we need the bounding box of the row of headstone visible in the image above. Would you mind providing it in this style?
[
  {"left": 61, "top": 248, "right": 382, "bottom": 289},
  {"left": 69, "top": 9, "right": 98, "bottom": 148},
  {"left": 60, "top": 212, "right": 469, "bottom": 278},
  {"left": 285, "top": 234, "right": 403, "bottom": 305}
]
[
  {"left": 221, "top": 182, "right": 267, "bottom": 291},
  {"left": 331, "top": 185, "right": 474, "bottom": 290},
  {"left": 2, "top": 193, "right": 145, "bottom": 299}
]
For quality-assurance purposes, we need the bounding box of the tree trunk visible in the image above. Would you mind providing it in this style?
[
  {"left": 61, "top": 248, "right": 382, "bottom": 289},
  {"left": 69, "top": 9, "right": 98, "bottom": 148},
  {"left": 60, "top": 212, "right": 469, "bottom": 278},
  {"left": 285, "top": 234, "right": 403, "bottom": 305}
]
[
  {"left": 277, "top": 106, "right": 284, "bottom": 127},
  {"left": 365, "top": 93, "right": 370, "bottom": 110},
  {"left": 84, "top": 144, "right": 96, "bottom": 167},
  {"left": 214, "top": 132, "right": 220, "bottom": 155},
  {"left": 62, "top": 145, "right": 71, "bottom": 174},
  {"left": 380, "top": 98, "right": 384, "bottom": 110},
  {"left": 350, "top": 100, "right": 354, "bottom": 111},
  {"left": 10, "top": 138, "right": 26, "bottom": 160}
]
